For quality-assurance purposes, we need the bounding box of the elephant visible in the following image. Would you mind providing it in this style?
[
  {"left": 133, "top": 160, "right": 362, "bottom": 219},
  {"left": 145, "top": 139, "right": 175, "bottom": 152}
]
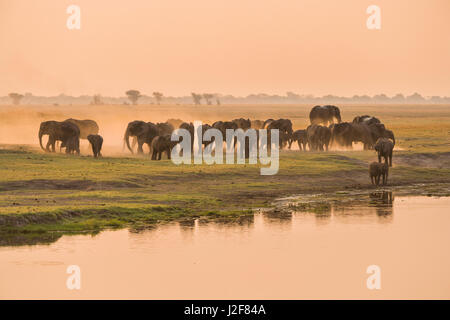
[
  {"left": 374, "top": 138, "right": 394, "bottom": 167},
  {"left": 156, "top": 122, "right": 175, "bottom": 136},
  {"left": 383, "top": 129, "right": 395, "bottom": 145},
  {"left": 60, "top": 135, "right": 80, "bottom": 155},
  {"left": 352, "top": 115, "right": 381, "bottom": 126},
  {"left": 349, "top": 123, "right": 374, "bottom": 150},
  {"left": 309, "top": 105, "right": 342, "bottom": 125},
  {"left": 179, "top": 122, "right": 215, "bottom": 151},
  {"left": 267, "top": 119, "right": 293, "bottom": 150},
  {"left": 124, "top": 121, "right": 159, "bottom": 154},
  {"left": 64, "top": 118, "right": 99, "bottom": 140},
  {"left": 263, "top": 119, "right": 275, "bottom": 129},
  {"left": 366, "top": 123, "right": 387, "bottom": 149},
  {"left": 166, "top": 118, "right": 184, "bottom": 129},
  {"left": 151, "top": 135, "right": 179, "bottom": 160},
  {"left": 212, "top": 121, "right": 238, "bottom": 137},
  {"left": 369, "top": 162, "right": 389, "bottom": 185},
  {"left": 289, "top": 129, "right": 308, "bottom": 151},
  {"left": 267, "top": 119, "right": 293, "bottom": 134},
  {"left": 87, "top": 134, "right": 103, "bottom": 158},
  {"left": 232, "top": 118, "right": 251, "bottom": 130},
  {"left": 306, "top": 124, "right": 331, "bottom": 151},
  {"left": 250, "top": 120, "right": 265, "bottom": 130},
  {"left": 330, "top": 122, "right": 353, "bottom": 148},
  {"left": 39, "top": 120, "right": 80, "bottom": 154}
]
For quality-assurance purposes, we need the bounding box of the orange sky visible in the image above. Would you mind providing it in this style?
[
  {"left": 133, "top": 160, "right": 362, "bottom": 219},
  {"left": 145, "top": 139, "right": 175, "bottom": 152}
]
[{"left": 0, "top": 0, "right": 449, "bottom": 97}]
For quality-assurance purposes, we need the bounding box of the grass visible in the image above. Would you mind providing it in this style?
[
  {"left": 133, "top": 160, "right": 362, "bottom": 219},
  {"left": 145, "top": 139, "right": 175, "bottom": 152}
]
[{"left": 0, "top": 103, "right": 449, "bottom": 243}]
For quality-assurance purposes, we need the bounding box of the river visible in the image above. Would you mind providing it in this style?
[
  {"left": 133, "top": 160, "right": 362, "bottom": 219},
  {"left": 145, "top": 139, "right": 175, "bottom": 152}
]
[{"left": 1, "top": 194, "right": 449, "bottom": 299}]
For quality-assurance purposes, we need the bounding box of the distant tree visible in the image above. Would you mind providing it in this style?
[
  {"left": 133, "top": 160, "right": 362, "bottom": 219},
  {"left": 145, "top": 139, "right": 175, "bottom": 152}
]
[
  {"left": 9, "top": 93, "right": 24, "bottom": 105},
  {"left": 392, "top": 93, "right": 405, "bottom": 102},
  {"left": 91, "top": 94, "right": 104, "bottom": 105},
  {"left": 203, "top": 93, "right": 214, "bottom": 105},
  {"left": 407, "top": 92, "right": 425, "bottom": 102},
  {"left": 191, "top": 93, "right": 202, "bottom": 105},
  {"left": 153, "top": 92, "right": 163, "bottom": 105},
  {"left": 216, "top": 97, "right": 221, "bottom": 106},
  {"left": 126, "top": 90, "right": 142, "bottom": 105}
]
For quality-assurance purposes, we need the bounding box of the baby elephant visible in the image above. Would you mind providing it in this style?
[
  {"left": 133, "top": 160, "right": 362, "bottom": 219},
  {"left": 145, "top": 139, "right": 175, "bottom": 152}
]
[
  {"left": 369, "top": 162, "right": 389, "bottom": 186},
  {"left": 151, "top": 135, "right": 178, "bottom": 160},
  {"left": 87, "top": 134, "right": 103, "bottom": 158},
  {"left": 374, "top": 138, "right": 394, "bottom": 167}
]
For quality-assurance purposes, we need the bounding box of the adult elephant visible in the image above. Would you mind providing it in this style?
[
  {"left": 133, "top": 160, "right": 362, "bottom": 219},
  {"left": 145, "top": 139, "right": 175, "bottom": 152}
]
[
  {"left": 383, "top": 129, "right": 395, "bottom": 145},
  {"left": 309, "top": 105, "right": 342, "bottom": 125},
  {"left": 232, "top": 118, "right": 251, "bottom": 130},
  {"left": 267, "top": 119, "right": 293, "bottom": 149},
  {"left": 307, "top": 124, "right": 331, "bottom": 151},
  {"left": 267, "top": 119, "right": 293, "bottom": 135},
  {"left": 64, "top": 118, "right": 99, "bottom": 139},
  {"left": 352, "top": 115, "right": 381, "bottom": 126},
  {"left": 39, "top": 120, "right": 80, "bottom": 154},
  {"left": 156, "top": 122, "right": 175, "bottom": 136},
  {"left": 330, "top": 122, "right": 353, "bottom": 148},
  {"left": 124, "top": 121, "right": 159, "bottom": 154},
  {"left": 375, "top": 138, "right": 394, "bottom": 167},
  {"left": 166, "top": 118, "right": 184, "bottom": 129},
  {"left": 251, "top": 120, "right": 264, "bottom": 130},
  {"left": 262, "top": 119, "right": 275, "bottom": 129},
  {"left": 212, "top": 121, "right": 238, "bottom": 137},
  {"left": 349, "top": 123, "right": 374, "bottom": 150},
  {"left": 179, "top": 122, "right": 214, "bottom": 150}
]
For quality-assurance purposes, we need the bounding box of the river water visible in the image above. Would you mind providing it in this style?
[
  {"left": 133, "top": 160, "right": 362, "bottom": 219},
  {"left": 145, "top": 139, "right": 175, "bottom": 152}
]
[{"left": 1, "top": 194, "right": 449, "bottom": 299}]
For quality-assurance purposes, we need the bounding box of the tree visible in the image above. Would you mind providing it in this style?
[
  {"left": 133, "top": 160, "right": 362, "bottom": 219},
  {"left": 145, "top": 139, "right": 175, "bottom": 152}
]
[
  {"left": 9, "top": 93, "right": 24, "bottom": 105},
  {"left": 203, "top": 93, "right": 214, "bottom": 105},
  {"left": 191, "top": 93, "right": 202, "bottom": 105},
  {"left": 126, "top": 90, "right": 142, "bottom": 105},
  {"left": 91, "top": 94, "right": 104, "bottom": 105},
  {"left": 153, "top": 92, "right": 163, "bottom": 105}
]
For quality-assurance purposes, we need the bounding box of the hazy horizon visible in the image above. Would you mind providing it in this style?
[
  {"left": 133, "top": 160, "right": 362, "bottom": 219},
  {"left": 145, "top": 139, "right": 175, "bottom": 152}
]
[{"left": 1, "top": 0, "right": 449, "bottom": 97}]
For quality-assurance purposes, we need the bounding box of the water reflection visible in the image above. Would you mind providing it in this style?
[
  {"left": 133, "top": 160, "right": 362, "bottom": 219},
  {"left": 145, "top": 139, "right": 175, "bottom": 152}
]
[
  {"left": 1, "top": 195, "right": 450, "bottom": 299},
  {"left": 281, "top": 191, "right": 395, "bottom": 225}
]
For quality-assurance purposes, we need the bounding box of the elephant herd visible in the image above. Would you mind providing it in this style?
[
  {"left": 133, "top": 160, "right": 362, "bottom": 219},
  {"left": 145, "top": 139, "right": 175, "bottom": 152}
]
[
  {"left": 38, "top": 119, "right": 102, "bottom": 157},
  {"left": 38, "top": 105, "right": 396, "bottom": 185}
]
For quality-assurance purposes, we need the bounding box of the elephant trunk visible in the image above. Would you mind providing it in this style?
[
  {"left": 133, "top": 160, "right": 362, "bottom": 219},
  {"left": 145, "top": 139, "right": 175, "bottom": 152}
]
[
  {"left": 38, "top": 127, "right": 45, "bottom": 151},
  {"left": 335, "top": 111, "right": 342, "bottom": 123},
  {"left": 124, "top": 126, "right": 133, "bottom": 154}
]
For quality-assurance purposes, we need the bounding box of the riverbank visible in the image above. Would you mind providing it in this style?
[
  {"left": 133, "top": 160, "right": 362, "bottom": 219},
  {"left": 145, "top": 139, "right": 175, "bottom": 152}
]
[{"left": 1, "top": 143, "right": 450, "bottom": 246}]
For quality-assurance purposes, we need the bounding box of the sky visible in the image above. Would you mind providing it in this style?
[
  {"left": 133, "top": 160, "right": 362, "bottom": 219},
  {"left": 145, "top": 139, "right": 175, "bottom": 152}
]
[{"left": 0, "top": 0, "right": 449, "bottom": 97}]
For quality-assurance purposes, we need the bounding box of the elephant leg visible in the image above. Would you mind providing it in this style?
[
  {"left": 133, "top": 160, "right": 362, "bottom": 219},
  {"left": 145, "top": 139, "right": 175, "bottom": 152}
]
[
  {"left": 167, "top": 149, "right": 171, "bottom": 160},
  {"left": 137, "top": 140, "right": 144, "bottom": 154},
  {"left": 45, "top": 139, "right": 52, "bottom": 152},
  {"left": 389, "top": 154, "right": 392, "bottom": 167},
  {"left": 151, "top": 150, "right": 157, "bottom": 160},
  {"left": 371, "top": 176, "right": 374, "bottom": 185},
  {"left": 158, "top": 152, "right": 162, "bottom": 160},
  {"left": 378, "top": 154, "right": 382, "bottom": 163},
  {"left": 297, "top": 141, "right": 301, "bottom": 151}
]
